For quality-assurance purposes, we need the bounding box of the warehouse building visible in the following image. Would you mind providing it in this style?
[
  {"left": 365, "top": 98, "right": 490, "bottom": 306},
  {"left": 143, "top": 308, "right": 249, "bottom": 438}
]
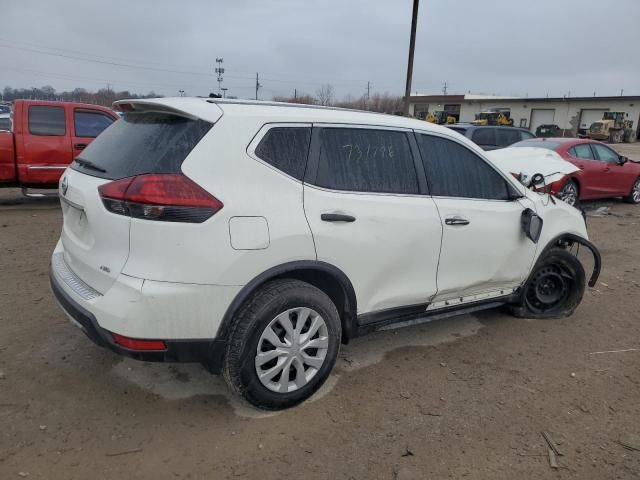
[{"left": 408, "top": 94, "right": 640, "bottom": 139}]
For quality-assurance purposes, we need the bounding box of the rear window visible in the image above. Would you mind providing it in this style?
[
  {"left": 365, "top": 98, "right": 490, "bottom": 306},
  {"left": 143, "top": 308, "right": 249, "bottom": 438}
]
[
  {"left": 71, "top": 112, "right": 212, "bottom": 179},
  {"left": 512, "top": 140, "right": 560, "bottom": 150},
  {"left": 447, "top": 126, "right": 467, "bottom": 134},
  {"left": 29, "top": 106, "right": 65, "bottom": 136}
]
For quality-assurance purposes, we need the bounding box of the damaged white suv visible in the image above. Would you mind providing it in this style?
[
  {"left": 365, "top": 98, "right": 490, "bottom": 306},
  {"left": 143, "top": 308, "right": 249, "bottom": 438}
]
[{"left": 51, "top": 98, "right": 600, "bottom": 409}]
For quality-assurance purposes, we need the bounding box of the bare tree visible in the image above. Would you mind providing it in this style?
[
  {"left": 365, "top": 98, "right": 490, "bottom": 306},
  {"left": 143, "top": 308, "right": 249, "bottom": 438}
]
[
  {"left": 273, "top": 93, "right": 317, "bottom": 105},
  {"left": 316, "top": 84, "right": 334, "bottom": 106}
]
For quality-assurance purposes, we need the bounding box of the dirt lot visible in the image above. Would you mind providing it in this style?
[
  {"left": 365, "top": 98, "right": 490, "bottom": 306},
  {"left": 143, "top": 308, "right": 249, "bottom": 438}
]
[{"left": 1, "top": 144, "right": 640, "bottom": 479}]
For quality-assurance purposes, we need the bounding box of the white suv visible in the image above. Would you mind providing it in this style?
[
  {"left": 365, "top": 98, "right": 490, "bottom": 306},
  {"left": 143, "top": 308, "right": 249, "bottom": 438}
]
[{"left": 51, "top": 98, "right": 601, "bottom": 409}]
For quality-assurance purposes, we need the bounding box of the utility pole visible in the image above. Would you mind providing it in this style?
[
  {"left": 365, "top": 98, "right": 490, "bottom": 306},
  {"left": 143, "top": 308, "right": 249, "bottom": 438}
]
[
  {"left": 367, "top": 81, "right": 371, "bottom": 100},
  {"left": 215, "top": 58, "right": 224, "bottom": 94},
  {"left": 442, "top": 81, "right": 448, "bottom": 96},
  {"left": 620, "top": 88, "right": 624, "bottom": 96},
  {"left": 403, "top": 0, "right": 420, "bottom": 116},
  {"left": 294, "top": 88, "right": 297, "bottom": 100},
  {"left": 255, "top": 72, "right": 261, "bottom": 100}
]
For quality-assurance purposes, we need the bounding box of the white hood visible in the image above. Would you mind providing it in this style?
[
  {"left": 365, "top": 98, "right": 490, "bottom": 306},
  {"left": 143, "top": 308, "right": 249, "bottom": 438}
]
[{"left": 485, "top": 147, "right": 579, "bottom": 187}]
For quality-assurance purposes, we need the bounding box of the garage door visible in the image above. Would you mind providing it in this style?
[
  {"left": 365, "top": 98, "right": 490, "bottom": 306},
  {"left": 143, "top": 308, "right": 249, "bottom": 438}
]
[
  {"left": 579, "top": 109, "right": 608, "bottom": 130},
  {"left": 530, "top": 109, "right": 555, "bottom": 133}
]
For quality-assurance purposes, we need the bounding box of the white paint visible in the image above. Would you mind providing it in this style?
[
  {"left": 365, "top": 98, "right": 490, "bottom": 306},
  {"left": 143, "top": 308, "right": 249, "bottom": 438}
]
[
  {"left": 486, "top": 147, "right": 579, "bottom": 186},
  {"left": 229, "top": 216, "right": 270, "bottom": 250}
]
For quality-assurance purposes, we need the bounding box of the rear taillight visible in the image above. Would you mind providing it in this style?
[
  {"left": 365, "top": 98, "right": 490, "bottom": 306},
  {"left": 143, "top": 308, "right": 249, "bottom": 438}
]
[{"left": 98, "top": 174, "right": 223, "bottom": 223}]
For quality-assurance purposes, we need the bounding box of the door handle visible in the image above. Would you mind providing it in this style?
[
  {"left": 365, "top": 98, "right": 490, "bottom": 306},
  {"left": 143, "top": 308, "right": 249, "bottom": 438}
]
[
  {"left": 74, "top": 143, "right": 88, "bottom": 150},
  {"left": 445, "top": 216, "right": 470, "bottom": 226},
  {"left": 321, "top": 213, "right": 356, "bottom": 223},
  {"left": 603, "top": 167, "right": 610, "bottom": 173},
  {"left": 578, "top": 165, "right": 585, "bottom": 170}
]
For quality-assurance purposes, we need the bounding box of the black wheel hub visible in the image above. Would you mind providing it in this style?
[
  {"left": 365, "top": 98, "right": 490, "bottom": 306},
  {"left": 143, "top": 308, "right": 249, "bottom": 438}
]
[{"left": 525, "top": 265, "right": 571, "bottom": 313}]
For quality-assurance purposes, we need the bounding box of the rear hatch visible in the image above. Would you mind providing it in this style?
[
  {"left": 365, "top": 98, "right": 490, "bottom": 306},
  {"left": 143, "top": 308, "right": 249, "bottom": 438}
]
[{"left": 59, "top": 100, "right": 221, "bottom": 293}]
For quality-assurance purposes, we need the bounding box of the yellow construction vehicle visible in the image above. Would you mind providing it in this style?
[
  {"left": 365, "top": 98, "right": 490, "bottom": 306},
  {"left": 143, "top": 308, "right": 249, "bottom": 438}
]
[
  {"left": 471, "top": 110, "right": 514, "bottom": 126},
  {"left": 425, "top": 111, "right": 456, "bottom": 125},
  {"left": 587, "top": 112, "right": 636, "bottom": 143}
]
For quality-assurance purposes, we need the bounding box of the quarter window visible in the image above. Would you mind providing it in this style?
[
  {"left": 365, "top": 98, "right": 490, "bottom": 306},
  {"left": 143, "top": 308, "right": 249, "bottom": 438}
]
[
  {"left": 28, "top": 106, "right": 65, "bottom": 136},
  {"left": 255, "top": 127, "right": 311, "bottom": 180},
  {"left": 315, "top": 128, "right": 419, "bottom": 194},
  {"left": 592, "top": 143, "right": 619, "bottom": 163},
  {"left": 417, "top": 134, "right": 510, "bottom": 200},
  {"left": 74, "top": 111, "right": 115, "bottom": 138},
  {"left": 569, "top": 144, "right": 595, "bottom": 160}
]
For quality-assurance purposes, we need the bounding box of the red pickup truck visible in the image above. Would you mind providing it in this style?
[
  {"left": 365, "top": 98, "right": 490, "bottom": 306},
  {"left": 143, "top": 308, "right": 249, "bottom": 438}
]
[{"left": 0, "top": 100, "right": 118, "bottom": 190}]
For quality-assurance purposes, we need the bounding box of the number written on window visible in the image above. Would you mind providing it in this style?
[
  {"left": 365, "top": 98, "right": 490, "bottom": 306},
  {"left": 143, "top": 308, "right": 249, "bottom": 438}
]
[{"left": 315, "top": 128, "right": 419, "bottom": 194}]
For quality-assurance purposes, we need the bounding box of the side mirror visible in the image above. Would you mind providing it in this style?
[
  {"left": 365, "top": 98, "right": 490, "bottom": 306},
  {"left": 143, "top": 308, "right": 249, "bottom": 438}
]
[
  {"left": 521, "top": 208, "right": 543, "bottom": 243},
  {"left": 619, "top": 156, "right": 628, "bottom": 165}
]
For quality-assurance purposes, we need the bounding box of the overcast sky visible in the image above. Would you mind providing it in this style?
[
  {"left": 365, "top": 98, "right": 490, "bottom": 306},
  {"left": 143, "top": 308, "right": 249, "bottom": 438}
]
[{"left": 2, "top": 0, "right": 639, "bottom": 100}]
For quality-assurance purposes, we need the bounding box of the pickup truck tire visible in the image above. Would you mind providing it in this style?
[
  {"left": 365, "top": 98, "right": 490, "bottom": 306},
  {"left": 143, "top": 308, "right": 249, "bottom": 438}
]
[
  {"left": 222, "top": 279, "right": 341, "bottom": 410},
  {"left": 510, "top": 248, "right": 585, "bottom": 319}
]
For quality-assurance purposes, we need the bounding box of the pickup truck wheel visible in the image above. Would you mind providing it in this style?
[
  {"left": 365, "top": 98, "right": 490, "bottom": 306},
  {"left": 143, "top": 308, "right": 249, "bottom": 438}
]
[
  {"left": 623, "top": 178, "right": 640, "bottom": 204},
  {"left": 510, "top": 248, "right": 585, "bottom": 319},
  {"left": 223, "top": 279, "right": 341, "bottom": 410}
]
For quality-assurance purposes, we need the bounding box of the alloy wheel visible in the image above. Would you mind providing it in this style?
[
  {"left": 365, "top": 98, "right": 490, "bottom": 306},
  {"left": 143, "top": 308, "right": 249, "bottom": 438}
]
[
  {"left": 559, "top": 182, "right": 578, "bottom": 206},
  {"left": 632, "top": 180, "right": 640, "bottom": 203},
  {"left": 255, "top": 307, "right": 329, "bottom": 393}
]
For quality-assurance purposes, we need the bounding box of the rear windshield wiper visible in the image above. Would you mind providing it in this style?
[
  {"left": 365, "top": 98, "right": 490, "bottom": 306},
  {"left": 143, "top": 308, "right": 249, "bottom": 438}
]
[{"left": 73, "top": 158, "right": 107, "bottom": 173}]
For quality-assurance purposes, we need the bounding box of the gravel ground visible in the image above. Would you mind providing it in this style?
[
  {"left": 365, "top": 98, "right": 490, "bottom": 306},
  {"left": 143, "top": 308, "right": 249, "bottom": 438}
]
[{"left": 1, "top": 143, "right": 639, "bottom": 479}]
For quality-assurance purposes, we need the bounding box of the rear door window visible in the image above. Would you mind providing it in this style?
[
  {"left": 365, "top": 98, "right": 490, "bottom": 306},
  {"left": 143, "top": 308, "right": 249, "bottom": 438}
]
[
  {"left": 569, "top": 144, "right": 595, "bottom": 160},
  {"left": 71, "top": 112, "right": 212, "bottom": 179},
  {"left": 255, "top": 127, "right": 311, "bottom": 180},
  {"left": 28, "top": 106, "right": 66, "bottom": 136},
  {"left": 495, "top": 129, "right": 522, "bottom": 148},
  {"left": 471, "top": 128, "right": 496, "bottom": 148},
  {"left": 74, "top": 110, "right": 115, "bottom": 138},
  {"left": 314, "top": 128, "right": 419, "bottom": 194},
  {"left": 417, "top": 133, "right": 511, "bottom": 200}
]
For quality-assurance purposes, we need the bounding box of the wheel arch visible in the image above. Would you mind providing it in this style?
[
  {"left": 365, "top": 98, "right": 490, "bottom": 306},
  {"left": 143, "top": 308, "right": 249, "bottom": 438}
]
[
  {"left": 537, "top": 233, "right": 601, "bottom": 287},
  {"left": 562, "top": 176, "right": 581, "bottom": 197},
  {"left": 217, "top": 261, "right": 358, "bottom": 344}
]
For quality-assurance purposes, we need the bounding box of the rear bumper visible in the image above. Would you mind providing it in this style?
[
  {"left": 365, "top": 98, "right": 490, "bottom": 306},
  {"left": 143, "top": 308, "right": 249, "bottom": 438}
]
[
  {"left": 50, "top": 272, "right": 226, "bottom": 371},
  {"left": 49, "top": 247, "right": 239, "bottom": 372}
]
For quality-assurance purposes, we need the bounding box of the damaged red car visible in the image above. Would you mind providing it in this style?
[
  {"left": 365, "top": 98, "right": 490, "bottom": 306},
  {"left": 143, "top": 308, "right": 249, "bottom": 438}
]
[{"left": 511, "top": 137, "right": 640, "bottom": 206}]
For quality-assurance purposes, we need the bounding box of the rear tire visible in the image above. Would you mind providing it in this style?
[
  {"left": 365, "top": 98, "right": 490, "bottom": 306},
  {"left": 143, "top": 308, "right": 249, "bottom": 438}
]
[
  {"left": 510, "top": 248, "right": 585, "bottom": 319},
  {"left": 558, "top": 179, "right": 580, "bottom": 207},
  {"left": 223, "top": 279, "right": 341, "bottom": 410},
  {"left": 624, "top": 177, "right": 640, "bottom": 204}
]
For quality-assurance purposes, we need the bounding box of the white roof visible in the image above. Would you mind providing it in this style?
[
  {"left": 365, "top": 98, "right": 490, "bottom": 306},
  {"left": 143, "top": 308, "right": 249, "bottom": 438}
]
[{"left": 113, "top": 96, "right": 452, "bottom": 135}]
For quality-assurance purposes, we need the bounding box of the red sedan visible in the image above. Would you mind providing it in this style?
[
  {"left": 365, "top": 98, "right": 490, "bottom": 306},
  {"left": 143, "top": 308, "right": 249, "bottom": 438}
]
[{"left": 512, "top": 137, "right": 640, "bottom": 206}]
